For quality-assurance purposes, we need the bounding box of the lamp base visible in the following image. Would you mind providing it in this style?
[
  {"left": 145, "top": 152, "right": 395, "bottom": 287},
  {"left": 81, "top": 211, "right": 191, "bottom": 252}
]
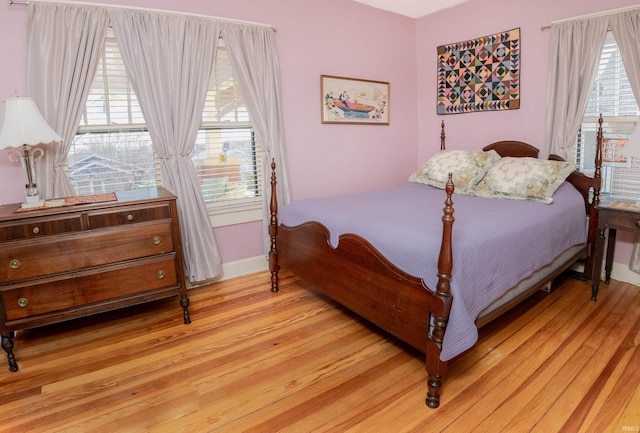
[{"left": 20, "top": 194, "right": 44, "bottom": 209}]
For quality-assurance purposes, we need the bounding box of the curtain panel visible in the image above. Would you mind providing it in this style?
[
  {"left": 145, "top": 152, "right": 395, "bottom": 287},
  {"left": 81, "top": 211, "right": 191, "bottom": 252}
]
[
  {"left": 544, "top": 17, "right": 608, "bottom": 160},
  {"left": 220, "top": 22, "right": 292, "bottom": 255},
  {"left": 108, "top": 9, "right": 223, "bottom": 282},
  {"left": 26, "top": 2, "right": 109, "bottom": 199}
]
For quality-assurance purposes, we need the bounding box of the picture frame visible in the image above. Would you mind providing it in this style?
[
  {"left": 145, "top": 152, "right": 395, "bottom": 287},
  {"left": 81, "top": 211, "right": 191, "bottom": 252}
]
[{"left": 321, "top": 75, "right": 389, "bottom": 125}]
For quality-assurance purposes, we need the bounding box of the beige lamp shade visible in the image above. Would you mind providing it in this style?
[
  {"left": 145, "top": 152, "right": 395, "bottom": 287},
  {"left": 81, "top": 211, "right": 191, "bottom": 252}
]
[{"left": 0, "top": 97, "right": 62, "bottom": 149}]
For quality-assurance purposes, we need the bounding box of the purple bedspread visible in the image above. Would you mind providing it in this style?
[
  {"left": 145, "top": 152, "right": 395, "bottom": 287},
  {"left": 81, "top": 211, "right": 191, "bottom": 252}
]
[{"left": 279, "top": 182, "right": 587, "bottom": 361}]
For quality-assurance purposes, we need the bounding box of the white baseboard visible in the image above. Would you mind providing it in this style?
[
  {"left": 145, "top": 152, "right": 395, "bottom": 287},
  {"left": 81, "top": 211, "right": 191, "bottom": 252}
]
[
  {"left": 609, "top": 262, "right": 640, "bottom": 286},
  {"left": 219, "top": 255, "right": 269, "bottom": 281},
  {"left": 188, "top": 255, "right": 269, "bottom": 289},
  {"left": 568, "top": 260, "right": 640, "bottom": 287}
]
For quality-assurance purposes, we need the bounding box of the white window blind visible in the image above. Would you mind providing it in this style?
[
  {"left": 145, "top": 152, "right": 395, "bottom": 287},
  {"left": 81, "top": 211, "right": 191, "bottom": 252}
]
[
  {"left": 192, "top": 40, "right": 262, "bottom": 209},
  {"left": 577, "top": 32, "right": 640, "bottom": 198},
  {"left": 69, "top": 31, "right": 261, "bottom": 216}
]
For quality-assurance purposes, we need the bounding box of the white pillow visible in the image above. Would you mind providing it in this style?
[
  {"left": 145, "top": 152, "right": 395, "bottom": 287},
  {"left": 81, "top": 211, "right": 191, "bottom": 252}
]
[
  {"left": 471, "top": 157, "right": 576, "bottom": 203},
  {"left": 409, "top": 149, "right": 500, "bottom": 193}
]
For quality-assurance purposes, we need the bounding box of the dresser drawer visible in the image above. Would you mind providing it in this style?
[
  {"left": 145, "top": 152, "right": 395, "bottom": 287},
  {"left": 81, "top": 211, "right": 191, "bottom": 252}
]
[
  {"left": 1, "top": 255, "right": 178, "bottom": 321},
  {"left": 0, "top": 222, "right": 175, "bottom": 283},
  {"left": 0, "top": 214, "right": 84, "bottom": 242},
  {"left": 604, "top": 211, "right": 640, "bottom": 232},
  {"left": 87, "top": 203, "right": 172, "bottom": 229}
]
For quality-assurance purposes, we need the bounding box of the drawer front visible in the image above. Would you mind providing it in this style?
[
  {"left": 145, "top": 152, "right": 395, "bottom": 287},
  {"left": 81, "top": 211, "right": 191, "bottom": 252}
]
[
  {"left": 605, "top": 211, "right": 640, "bottom": 232},
  {"left": 0, "top": 215, "right": 84, "bottom": 242},
  {"left": 1, "top": 256, "right": 178, "bottom": 320},
  {"left": 0, "top": 223, "right": 175, "bottom": 283},
  {"left": 87, "top": 203, "right": 172, "bottom": 229}
]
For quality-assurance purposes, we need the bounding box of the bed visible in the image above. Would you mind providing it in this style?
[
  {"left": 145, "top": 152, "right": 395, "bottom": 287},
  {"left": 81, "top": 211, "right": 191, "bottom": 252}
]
[{"left": 268, "top": 120, "right": 603, "bottom": 408}]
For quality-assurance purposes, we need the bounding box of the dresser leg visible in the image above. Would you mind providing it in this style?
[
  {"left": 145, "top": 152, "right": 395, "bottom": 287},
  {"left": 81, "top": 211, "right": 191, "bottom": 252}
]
[
  {"left": 180, "top": 295, "right": 191, "bottom": 325},
  {"left": 1, "top": 334, "right": 18, "bottom": 372}
]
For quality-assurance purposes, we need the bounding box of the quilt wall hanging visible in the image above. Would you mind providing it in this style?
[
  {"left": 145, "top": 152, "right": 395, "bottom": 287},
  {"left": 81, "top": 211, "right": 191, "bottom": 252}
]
[{"left": 437, "top": 28, "right": 520, "bottom": 114}]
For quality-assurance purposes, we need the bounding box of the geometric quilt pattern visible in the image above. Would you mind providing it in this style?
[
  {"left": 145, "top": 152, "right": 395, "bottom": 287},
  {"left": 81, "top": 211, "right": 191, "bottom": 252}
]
[{"left": 437, "top": 28, "right": 520, "bottom": 114}]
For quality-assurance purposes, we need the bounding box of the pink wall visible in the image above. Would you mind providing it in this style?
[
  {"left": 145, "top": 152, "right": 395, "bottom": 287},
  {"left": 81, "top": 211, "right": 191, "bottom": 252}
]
[
  {"left": 1, "top": 0, "right": 639, "bottom": 267},
  {"left": 415, "top": 0, "right": 639, "bottom": 267},
  {"left": 0, "top": 0, "right": 418, "bottom": 263}
]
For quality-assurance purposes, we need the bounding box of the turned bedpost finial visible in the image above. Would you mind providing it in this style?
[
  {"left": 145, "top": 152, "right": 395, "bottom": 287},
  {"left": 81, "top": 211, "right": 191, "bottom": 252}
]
[
  {"left": 269, "top": 159, "right": 280, "bottom": 292},
  {"left": 440, "top": 121, "right": 446, "bottom": 151},
  {"left": 593, "top": 114, "right": 603, "bottom": 206}
]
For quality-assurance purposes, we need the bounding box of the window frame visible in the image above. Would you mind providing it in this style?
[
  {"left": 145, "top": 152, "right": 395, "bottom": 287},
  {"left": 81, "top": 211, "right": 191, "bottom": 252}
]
[{"left": 68, "top": 30, "right": 263, "bottom": 227}]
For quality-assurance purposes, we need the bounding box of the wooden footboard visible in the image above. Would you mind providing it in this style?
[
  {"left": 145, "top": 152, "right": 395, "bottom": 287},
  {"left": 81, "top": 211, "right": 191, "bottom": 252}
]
[{"left": 269, "top": 165, "right": 455, "bottom": 408}]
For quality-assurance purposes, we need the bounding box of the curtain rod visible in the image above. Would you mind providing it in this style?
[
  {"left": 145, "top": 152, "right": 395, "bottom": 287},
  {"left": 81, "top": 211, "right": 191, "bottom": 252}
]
[
  {"left": 7, "top": 0, "right": 276, "bottom": 31},
  {"left": 540, "top": 4, "right": 640, "bottom": 30}
]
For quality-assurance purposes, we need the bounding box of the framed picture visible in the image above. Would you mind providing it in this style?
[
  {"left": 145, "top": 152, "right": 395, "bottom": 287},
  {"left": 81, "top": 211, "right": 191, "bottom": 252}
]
[{"left": 321, "top": 75, "right": 389, "bottom": 124}]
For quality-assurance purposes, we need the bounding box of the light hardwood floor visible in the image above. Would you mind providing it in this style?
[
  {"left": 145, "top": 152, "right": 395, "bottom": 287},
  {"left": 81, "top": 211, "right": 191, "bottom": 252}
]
[{"left": 1, "top": 270, "right": 639, "bottom": 432}]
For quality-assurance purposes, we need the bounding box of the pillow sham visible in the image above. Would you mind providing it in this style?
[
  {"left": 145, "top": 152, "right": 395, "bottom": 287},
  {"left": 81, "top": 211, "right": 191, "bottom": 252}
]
[
  {"left": 471, "top": 157, "right": 576, "bottom": 204},
  {"left": 409, "top": 149, "right": 500, "bottom": 193}
]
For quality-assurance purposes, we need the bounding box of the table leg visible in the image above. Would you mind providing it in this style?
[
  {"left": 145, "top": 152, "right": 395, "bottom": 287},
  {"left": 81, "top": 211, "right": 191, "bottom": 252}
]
[
  {"left": 604, "top": 228, "right": 616, "bottom": 284},
  {"left": 591, "top": 227, "right": 606, "bottom": 301},
  {"left": 1, "top": 333, "right": 18, "bottom": 372}
]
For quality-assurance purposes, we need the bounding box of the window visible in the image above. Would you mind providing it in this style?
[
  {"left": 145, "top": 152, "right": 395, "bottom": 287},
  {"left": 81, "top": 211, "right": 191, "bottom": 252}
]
[
  {"left": 68, "top": 30, "right": 261, "bottom": 224},
  {"left": 70, "top": 32, "right": 156, "bottom": 195},
  {"left": 193, "top": 40, "right": 263, "bottom": 220},
  {"left": 577, "top": 32, "right": 640, "bottom": 197}
]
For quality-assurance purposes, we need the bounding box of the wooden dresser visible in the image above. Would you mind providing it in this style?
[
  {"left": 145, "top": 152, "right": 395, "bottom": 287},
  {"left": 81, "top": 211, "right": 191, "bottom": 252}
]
[{"left": 0, "top": 187, "right": 190, "bottom": 372}]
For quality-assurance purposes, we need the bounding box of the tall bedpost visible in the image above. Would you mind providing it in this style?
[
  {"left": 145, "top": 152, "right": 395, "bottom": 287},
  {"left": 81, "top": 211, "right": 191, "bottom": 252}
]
[
  {"left": 426, "top": 173, "right": 455, "bottom": 408},
  {"left": 592, "top": 115, "right": 603, "bottom": 211},
  {"left": 440, "top": 121, "right": 446, "bottom": 150},
  {"left": 269, "top": 159, "right": 280, "bottom": 292},
  {"left": 585, "top": 115, "right": 603, "bottom": 282}
]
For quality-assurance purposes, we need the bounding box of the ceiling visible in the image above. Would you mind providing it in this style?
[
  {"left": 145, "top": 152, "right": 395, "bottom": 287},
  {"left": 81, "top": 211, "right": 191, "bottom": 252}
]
[{"left": 352, "top": 0, "right": 469, "bottom": 18}]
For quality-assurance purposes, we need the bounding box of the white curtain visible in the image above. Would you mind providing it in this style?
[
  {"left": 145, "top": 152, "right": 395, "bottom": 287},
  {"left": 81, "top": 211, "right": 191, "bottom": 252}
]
[
  {"left": 609, "top": 9, "right": 640, "bottom": 272},
  {"left": 108, "top": 9, "right": 223, "bottom": 282},
  {"left": 221, "top": 22, "right": 292, "bottom": 254},
  {"left": 25, "top": 2, "right": 109, "bottom": 199},
  {"left": 544, "top": 17, "right": 609, "bottom": 159}
]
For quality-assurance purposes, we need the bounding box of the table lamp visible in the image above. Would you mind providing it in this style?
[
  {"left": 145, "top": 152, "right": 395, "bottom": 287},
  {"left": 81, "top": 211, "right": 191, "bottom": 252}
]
[{"left": 0, "top": 97, "right": 62, "bottom": 208}]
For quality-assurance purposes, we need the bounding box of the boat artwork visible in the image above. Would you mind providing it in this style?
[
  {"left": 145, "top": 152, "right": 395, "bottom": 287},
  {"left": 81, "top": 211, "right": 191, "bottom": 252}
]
[{"left": 331, "top": 98, "right": 376, "bottom": 119}]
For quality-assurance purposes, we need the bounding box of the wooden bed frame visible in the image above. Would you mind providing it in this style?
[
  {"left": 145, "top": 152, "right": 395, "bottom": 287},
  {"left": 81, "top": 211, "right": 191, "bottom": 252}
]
[{"left": 268, "top": 120, "right": 603, "bottom": 408}]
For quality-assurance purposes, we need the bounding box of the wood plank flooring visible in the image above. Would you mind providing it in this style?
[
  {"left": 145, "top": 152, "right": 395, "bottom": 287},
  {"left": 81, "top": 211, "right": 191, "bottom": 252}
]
[{"left": 1, "top": 270, "right": 639, "bottom": 432}]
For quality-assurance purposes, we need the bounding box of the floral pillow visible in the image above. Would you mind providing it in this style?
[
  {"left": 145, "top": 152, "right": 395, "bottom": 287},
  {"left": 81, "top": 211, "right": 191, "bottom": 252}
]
[
  {"left": 471, "top": 157, "right": 576, "bottom": 204},
  {"left": 409, "top": 149, "right": 500, "bottom": 194}
]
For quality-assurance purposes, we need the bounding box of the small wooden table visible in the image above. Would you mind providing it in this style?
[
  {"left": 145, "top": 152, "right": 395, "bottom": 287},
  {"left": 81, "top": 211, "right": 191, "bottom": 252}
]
[{"left": 591, "top": 198, "right": 640, "bottom": 301}]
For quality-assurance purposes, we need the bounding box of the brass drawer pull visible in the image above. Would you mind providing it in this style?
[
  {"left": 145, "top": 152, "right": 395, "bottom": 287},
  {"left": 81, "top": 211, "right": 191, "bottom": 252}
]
[
  {"left": 127, "top": 214, "right": 134, "bottom": 221},
  {"left": 32, "top": 226, "right": 40, "bottom": 234},
  {"left": 9, "top": 259, "right": 21, "bottom": 270},
  {"left": 152, "top": 236, "right": 161, "bottom": 245},
  {"left": 156, "top": 270, "right": 165, "bottom": 279},
  {"left": 17, "top": 298, "right": 28, "bottom": 308},
  {"left": 636, "top": 220, "right": 640, "bottom": 228}
]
